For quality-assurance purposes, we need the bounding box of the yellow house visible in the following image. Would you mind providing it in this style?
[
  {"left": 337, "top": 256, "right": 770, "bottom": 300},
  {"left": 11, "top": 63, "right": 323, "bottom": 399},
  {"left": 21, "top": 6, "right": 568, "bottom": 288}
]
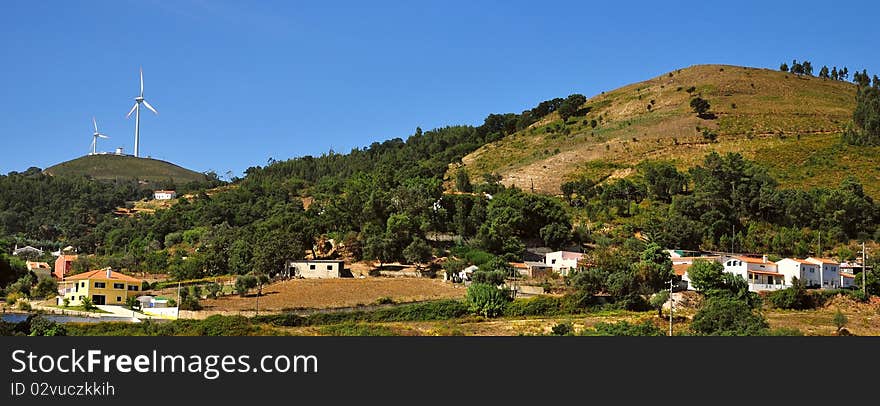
[{"left": 59, "top": 268, "right": 143, "bottom": 306}]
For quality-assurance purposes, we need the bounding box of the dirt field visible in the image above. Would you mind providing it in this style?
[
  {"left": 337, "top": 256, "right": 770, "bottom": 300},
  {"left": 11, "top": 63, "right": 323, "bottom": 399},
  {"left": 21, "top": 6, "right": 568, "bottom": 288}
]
[{"left": 198, "top": 277, "right": 466, "bottom": 311}]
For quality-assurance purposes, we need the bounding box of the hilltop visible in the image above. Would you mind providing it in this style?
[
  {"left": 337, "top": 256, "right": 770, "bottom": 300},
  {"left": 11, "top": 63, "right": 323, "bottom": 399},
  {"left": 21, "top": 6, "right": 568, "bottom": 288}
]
[
  {"left": 44, "top": 154, "right": 208, "bottom": 186},
  {"left": 454, "top": 64, "right": 880, "bottom": 197}
]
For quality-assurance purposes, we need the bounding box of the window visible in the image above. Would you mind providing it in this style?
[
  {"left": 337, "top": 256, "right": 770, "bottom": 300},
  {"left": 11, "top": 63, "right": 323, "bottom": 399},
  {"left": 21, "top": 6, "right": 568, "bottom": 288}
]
[
  {"left": 113, "top": 283, "right": 125, "bottom": 289},
  {"left": 94, "top": 282, "right": 106, "bottom": 288},
  {"left": 551, "top": 259, "right": 557, "bottom": 264},
  {"left": 327, "top": 265, "right": 333, "bottom": 270},
  {"left": 81, "top": 282, "right": 86, "bottom": 288},
  {"left": 116, "top": 297, "right": 122, "bottom": 302},
  {"left": 309, "top": 264, "right": 316, "bottom": 270},
  {"left": 128, "top": 285, "right": 139, "bottom": 291}
]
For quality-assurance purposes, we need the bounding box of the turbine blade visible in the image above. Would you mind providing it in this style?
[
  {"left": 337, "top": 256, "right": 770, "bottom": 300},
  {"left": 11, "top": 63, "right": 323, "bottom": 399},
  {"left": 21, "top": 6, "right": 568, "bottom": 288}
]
[
  {"left": 93, "top": 116, "right": 98, "bottom": 133},
  {"left": 98, "top": 134, "right": 109, "bottom": 139},
  {"left": 140, "top": 67, "right": 144, "bottom": 96},
  {"left": 142, "top": 100, "right": 158, "bottom": 115},
  {"left": 126, "top": 103, "right": 138, "bottom": 119}
]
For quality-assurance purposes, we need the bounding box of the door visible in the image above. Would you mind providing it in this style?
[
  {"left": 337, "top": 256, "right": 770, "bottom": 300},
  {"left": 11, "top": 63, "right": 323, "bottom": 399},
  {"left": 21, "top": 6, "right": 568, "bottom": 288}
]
[{"left": 92, "top": 295, "right": 106, "bottom": 305}]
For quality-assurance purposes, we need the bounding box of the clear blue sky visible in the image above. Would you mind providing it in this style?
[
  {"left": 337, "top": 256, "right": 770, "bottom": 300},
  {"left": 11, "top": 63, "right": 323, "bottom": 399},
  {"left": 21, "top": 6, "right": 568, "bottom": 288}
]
[{"left": 2, "top": 0, "right": 877, "bottom": 178}]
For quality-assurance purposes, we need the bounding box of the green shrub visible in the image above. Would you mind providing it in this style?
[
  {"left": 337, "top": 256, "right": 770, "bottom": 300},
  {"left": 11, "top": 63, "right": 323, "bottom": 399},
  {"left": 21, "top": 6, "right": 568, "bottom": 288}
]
[
  {"left": 767, "top": 286, "right": 813, "bottom": 310},
  {"left": 550, "top": 322, "right": 574, "bottom": 336},
  {"left": 584, "top": 320, "right": 664, "bottom": 336},
  {"left": 196, "top": 315, "right": 256, "bottom": 336},
  {"left": 466, "top": 283, "right": 509, "bottom": 318},
  {"left": 27, "top": 315, "right": 66, "bottom": 336},
  {"left": 81, "top": 297, "right": 97, "bottom": 311},
  {"left": 17, "top": 301, "right": 31, "bottom": 311},
  {"left": 690, "top": 297, "right": 769, "bottom": 336},
  {"left": 504, "top": 296, "right": 564, "bottom": 317},
  {"left": 319, "top": 322, "right": 394, "bottom": 336}
]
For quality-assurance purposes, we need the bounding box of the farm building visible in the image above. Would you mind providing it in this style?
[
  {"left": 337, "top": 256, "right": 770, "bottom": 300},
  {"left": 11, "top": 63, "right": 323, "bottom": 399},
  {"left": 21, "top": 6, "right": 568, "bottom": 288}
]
[{"left": 283, "top": 259, "right": 346, "bottom": 279}]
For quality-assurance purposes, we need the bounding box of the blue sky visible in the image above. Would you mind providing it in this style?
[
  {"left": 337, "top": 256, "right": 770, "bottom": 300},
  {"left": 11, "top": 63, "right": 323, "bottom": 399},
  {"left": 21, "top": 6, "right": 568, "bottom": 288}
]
[{"left": 1, "top": 0, "right": 877, "bottom": 178}]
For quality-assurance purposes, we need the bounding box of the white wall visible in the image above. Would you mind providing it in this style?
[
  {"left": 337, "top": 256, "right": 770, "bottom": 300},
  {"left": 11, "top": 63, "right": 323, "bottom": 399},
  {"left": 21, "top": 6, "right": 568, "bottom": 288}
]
[{"left": 288, "top": 261, "right": 342, "bottom": 278}]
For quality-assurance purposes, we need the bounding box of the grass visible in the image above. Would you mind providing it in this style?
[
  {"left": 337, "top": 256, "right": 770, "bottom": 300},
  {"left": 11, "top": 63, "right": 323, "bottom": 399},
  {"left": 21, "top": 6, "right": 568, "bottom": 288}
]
[
  {"left": 43, "top": 154, "right": 208, "bottom": 185},
  {"left": 455, "top": 64, "right": 869, "bottom": 196}
]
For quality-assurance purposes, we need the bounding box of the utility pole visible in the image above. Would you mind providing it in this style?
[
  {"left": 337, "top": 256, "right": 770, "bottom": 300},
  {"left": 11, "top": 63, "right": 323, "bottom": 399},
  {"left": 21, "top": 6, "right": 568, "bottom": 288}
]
[
  {"left": 668, "top": 278, "right": 674, "bottom": 337},
  {"left": 863, "top": 241, "right": 867, "bottom": 296},
  {"left": 176, "top": 281, "right": 181, "bottom": 319}
]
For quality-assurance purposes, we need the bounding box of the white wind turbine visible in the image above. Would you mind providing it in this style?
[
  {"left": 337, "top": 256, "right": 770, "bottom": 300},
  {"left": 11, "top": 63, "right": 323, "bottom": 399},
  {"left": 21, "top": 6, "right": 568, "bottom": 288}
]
[
  {"left": 90, "top": 117, "right": 109, "bottom": 155},
  {"left": 125, "top": 67, "right": 158, "bottom": 157}
]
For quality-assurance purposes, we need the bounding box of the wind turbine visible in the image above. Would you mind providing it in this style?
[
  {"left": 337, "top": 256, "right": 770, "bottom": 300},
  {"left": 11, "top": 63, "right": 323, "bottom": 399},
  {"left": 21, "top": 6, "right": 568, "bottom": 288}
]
[
  {"left": 126, "top": 67, "right": 158, "bottom": 157},
  {"left": 89, "top": 117, "right": 109, "bottom": 155}
]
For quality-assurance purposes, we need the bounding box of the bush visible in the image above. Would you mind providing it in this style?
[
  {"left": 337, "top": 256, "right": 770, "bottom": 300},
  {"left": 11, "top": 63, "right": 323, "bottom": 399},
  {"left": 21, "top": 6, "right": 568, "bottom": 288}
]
[
  {"left": 465, "top": 283, "right": 509, "bottom": 318},
  {"left": 550, "top": 322, "right": 574, "bottom": 336},
  {"left": 196, "top": 315, "right": 256, "bottom": 336},
  {"left": 503, "top": 296, "right": 565, "bottom": 317},
  {"left": 319, "top": 322, "right": 395, "bottom": 336},
  {"left": 471, "top": 270, "right": 506, "bottom": 286},
  {"left": 584, "top": 320, "right": 664, "bottom": 336},
  {"left": 27, "top": 315, "right": 66, "bottom": 336},
  {"left": 690, "top": 297, "right": 769, "bottom": 336},
  {"left": 81, "top": 297, "right": 97, "bottom": 311},
  {"left": 6, "top": 292, "right": 23, "bottom": 305},
  {"left": 767, "top": 286, "right": 812, "bottom": 310},
  {"left": 17, "top": 300, "right": 31, "bottom": 311}
]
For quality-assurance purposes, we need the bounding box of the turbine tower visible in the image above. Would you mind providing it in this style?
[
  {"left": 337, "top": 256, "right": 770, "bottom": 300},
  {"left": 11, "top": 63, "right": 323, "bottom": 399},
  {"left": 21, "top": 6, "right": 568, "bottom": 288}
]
[
  {"left": 126, "top": 67, "right": 158, "bottom": 157},
  {"left": 90, "top": 117, "right": 109, "bottom": 155}
]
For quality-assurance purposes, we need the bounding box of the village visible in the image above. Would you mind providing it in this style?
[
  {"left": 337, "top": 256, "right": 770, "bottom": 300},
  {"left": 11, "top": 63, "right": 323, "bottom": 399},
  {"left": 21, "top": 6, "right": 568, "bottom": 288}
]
[{"left": 4, "top": 223, "right": 870, "bottom": 325}]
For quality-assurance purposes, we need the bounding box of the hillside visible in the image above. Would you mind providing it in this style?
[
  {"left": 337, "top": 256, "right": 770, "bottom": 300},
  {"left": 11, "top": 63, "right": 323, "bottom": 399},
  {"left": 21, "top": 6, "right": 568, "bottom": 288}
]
[
  {"left": 44, "top": 154, "right": 208, "bottom": 185},
  {"left": 454, "top": 64, "right": 880, "bottom": 197}
]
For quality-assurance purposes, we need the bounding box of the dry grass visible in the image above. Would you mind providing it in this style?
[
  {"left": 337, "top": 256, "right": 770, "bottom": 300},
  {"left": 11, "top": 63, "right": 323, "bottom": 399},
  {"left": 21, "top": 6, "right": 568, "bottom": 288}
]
[
  {"left": 455, "top": 64, "right": 868, "bottom": 195},
  {"left": 199, "top": 277, "right": 465, "bottom": 311}
]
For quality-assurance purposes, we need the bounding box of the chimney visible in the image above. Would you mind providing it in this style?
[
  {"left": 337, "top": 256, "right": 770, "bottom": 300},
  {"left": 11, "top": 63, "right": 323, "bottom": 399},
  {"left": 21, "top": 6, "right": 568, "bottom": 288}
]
[
  {"left": 106, "top": 267, "right": 112, "bottom": 279},
  {"left": 762, "top": 255, "right": 767, "bottom": 264}
]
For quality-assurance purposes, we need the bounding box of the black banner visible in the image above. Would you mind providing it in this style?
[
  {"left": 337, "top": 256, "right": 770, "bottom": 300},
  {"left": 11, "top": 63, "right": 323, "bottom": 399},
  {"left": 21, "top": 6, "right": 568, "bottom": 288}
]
[{"left": 2, "top": 337, "right": 878, "bottom": 404}]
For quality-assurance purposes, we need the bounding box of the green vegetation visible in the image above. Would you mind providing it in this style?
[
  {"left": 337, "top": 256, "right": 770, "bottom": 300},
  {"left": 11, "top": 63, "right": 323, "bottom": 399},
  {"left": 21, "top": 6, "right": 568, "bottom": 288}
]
[
  {"left": 582, "top": 320, "right": 665, "bottom": 336},
  {"left": 465, "top": 283, "right": 509, "bottom": 318},
  {"left": 44, "top": 154, "right": 211, "bottom": 185}
]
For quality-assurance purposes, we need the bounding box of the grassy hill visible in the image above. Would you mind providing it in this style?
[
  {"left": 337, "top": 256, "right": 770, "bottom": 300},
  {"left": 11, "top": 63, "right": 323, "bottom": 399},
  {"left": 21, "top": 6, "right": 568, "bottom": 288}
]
[
  {"left": 44, "top": 154, "right": 208, "bottom": 185},
  {"left": 454, "top": 64, "right": 880, "bottom": 197}
]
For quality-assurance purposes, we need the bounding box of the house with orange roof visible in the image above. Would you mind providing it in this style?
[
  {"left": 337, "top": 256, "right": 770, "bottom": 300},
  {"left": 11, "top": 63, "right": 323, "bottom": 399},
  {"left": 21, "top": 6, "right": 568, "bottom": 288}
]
[
  {"left": 53, "top": 254, "right": 77, "bottom": 279},
  {"left": 776, "top": 258, "right": 822, "bottom": 287},
  {"left": 805, "top": 257, "right": 841, "bottom": 289},
  {"left": 721, "top": 255, "right": 786, "bottom": 291},
  {"left": 58, "top": 268, "right": 143, "bottom": 306}
]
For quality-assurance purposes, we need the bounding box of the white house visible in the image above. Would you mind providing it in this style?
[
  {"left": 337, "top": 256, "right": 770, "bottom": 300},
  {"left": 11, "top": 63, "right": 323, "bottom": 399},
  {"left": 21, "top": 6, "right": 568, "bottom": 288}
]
[
  {"left": 544, "top": 251, "right": 583, "bottom": 276},
  {"left": 805, "top": 258, "right": 841, "bottom": 289},
  {"left": 840, "top": 272, "right": 857, "bottom": 289},
  {"left": 153, "top": 190, "right": 177, "bottom": 200},
  {"left": 721, "top": 255, "right": 786, "bottom": 292},
  {"left": 283, "top": 259, "right": 345, "bottom": 279},
  {"left": 775, "top": 258, "right": 821, "bottom": 287}
]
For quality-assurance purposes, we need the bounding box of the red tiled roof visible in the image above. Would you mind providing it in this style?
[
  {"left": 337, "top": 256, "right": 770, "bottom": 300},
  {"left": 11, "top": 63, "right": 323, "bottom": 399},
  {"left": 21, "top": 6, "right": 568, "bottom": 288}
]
[
  {"left": 807, "top": 257, "right": 839, "bottom": 265},
  {"left": 840, "top": 272, "right": 856, "bottom": 278},
  {"left": 673, "top": 263, "right": 691, "bottom": 276},
  {"left": 734, "top": 256, "right": 771, "bottom": 264},
  {"left": 748, "top": 269, "right": 783, "bottom": 276},
  {"left": 65, "top": 269, "right": 142, "bottom": 283}
]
